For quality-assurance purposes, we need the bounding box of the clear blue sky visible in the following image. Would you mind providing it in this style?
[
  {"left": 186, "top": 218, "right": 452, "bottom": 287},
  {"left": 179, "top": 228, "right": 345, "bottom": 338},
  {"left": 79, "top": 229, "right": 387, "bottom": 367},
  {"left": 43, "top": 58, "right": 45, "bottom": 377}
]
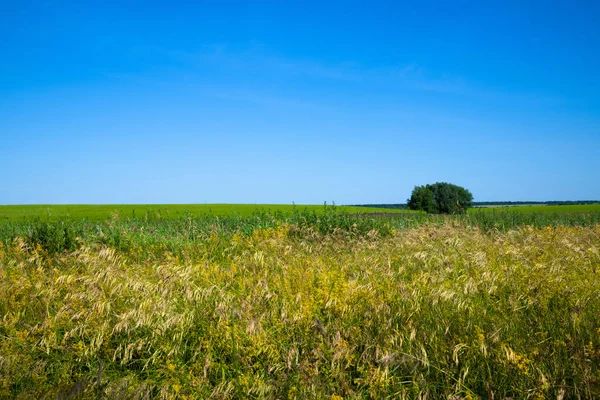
[{"left": 1, "top": 1, "right": 599, "bottom": 204}]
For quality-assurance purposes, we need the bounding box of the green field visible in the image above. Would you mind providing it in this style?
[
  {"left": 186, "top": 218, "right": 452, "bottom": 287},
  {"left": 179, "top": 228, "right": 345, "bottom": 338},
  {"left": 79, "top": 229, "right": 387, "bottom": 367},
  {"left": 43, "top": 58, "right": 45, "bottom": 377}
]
[
  {"left": 0, "top": 203, "right": 407, "bottom": 221},
  {"left": 2, "top": 203, "right": 599, "bottom": 222}
]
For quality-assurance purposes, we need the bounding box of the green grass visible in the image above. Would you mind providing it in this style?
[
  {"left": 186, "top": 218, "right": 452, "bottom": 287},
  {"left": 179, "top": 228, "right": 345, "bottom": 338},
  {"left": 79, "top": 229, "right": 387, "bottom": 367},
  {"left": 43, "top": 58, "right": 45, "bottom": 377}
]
[
  {"left": 2, "top": 203, "right": 597, "bottom": 222},
  {"left": 1, "top": 206, "right": 600, "bottom": 257},
  {"left": 0, "top": 203, "right": 408, "bottom": 221}
]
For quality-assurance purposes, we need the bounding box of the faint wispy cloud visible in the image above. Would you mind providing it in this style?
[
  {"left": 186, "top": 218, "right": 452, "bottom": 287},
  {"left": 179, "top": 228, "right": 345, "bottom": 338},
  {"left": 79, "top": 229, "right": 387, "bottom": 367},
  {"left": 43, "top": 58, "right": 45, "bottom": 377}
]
[
  {"left": 139, "top": 44, "right": 363, "bottom": 81},
  {"left": 124, "top": 44, "right": 565, "bottom": 107}
]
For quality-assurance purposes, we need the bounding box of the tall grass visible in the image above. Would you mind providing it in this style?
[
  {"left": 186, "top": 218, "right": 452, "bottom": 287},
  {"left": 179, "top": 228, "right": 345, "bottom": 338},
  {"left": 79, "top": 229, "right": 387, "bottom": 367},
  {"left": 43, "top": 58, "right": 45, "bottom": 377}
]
[
  {"left": 1, "top": 209, "right": 599, "bottom": 398},
  {"left": 2, "top": 207, "right": 599, "bottom": 255}
]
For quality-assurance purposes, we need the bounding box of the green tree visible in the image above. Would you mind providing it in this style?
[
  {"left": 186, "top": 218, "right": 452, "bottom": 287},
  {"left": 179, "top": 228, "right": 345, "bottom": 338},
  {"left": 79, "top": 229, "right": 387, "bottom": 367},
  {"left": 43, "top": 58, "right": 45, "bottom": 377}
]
[
  {"left": 408, "top": 182, "right": 473, "bottom": 214},
  {"left": 407, "top": 185, "right": 437, "bottom": 213}
]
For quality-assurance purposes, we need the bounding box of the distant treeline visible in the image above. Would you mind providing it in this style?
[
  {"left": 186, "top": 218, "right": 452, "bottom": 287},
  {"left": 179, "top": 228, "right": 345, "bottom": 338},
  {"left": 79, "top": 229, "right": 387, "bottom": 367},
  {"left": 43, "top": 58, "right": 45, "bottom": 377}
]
[
  {"left": 473, "top": 201, "right": 600, "bottom": 206},
  {"left": 353, "top": 201, "right": 600, "bottom": 209}
]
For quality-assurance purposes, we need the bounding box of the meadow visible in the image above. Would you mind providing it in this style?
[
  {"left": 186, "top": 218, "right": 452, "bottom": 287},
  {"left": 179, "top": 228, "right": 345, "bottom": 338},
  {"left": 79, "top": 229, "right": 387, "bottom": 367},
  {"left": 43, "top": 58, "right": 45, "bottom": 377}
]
[
  {"left": 2, "top": 203, "right": 598, "bottom": 223},
  {"left": 0, "top": 204, "right": 407, "bottom": 222},
  {"left": 1, "top": 206, "right": 599, "bottom": 399}
]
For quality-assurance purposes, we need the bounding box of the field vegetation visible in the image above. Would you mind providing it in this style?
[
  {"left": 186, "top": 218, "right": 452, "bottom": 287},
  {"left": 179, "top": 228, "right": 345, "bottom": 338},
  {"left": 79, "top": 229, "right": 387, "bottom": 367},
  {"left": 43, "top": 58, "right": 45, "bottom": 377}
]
[
  {"left": 1, "top": 206, "right": 600, "bottom": 398},
  {"left": 0, "top": 204, "right": 408, "bottom": 222}
]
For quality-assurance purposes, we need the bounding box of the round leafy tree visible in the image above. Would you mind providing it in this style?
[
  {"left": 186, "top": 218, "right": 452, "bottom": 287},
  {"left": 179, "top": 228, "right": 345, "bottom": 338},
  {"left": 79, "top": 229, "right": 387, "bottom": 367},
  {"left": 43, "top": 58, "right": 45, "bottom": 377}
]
[{"left": 408, "top": 182, "right": 473, "bottom": 214}]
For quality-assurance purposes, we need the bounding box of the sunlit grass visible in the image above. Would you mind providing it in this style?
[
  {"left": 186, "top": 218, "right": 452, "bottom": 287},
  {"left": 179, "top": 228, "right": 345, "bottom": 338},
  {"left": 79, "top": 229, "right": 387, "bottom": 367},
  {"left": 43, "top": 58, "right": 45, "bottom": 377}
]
[
  {"left": 0, "top": 203, "right": 409, "bottom": 221},
  {"left": 1, "top": 212, "right": 599, "bottom": 398}
]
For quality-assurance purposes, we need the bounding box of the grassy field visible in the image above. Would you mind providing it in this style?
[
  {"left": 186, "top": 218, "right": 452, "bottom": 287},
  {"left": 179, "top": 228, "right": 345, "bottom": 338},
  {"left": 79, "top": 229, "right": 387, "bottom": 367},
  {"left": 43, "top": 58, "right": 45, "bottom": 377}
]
[
  {"left": 0, "top": 204, "right": 407, "bottom": 221},
  {"left": 1, "top": 203, "right": 598, "bottom": 222},
  {"left": 1, "top": 209, "right": 600, "bottom": 398}
]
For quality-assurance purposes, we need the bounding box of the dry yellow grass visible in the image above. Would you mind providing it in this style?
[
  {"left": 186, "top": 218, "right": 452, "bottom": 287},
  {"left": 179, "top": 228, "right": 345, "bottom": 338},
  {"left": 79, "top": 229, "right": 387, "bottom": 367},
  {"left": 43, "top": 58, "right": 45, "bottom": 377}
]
[{"left": 1, "top": 223, "right": 599, "bottom": 398}]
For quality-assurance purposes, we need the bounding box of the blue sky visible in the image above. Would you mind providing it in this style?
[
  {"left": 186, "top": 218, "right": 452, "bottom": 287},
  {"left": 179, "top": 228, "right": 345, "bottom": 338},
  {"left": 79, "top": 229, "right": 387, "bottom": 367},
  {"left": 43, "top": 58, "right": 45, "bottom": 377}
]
[{"left": 1, "top": 0, "right": 599, "bottom": 204}]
